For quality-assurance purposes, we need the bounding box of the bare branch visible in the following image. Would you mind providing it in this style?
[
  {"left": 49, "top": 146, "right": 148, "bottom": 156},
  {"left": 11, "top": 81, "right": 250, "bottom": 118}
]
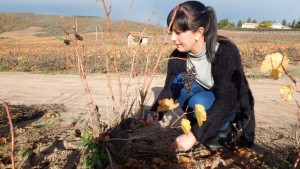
[
  {"left": 294, "top": 150, "right": 300, "bottom": 169},
  {"left": 115, "top": 0, "right": 135, "bottom": 42},
  {"left": 105, "top": 148, "right": 114, "bottom": 169},
  {"left": 144, "top": 5, "right": 179, "bottom": 95},
  {"left": 282, "top": 65, "right": 297, "bottom": 85},
  {"left": 3, "top": 102, "right": 15, "bottom": 169},
  {"left": 108, "top": 0, "right": 113, "bottom": 15},
  {"left": 295, "top": 100, "right": 300, "bottom": 145},
  {"left": 107, "top": 131, "right": 160, "bottom": 142},
  {"left": 101, "top": 0, "right": 124, "bottom": 114}
]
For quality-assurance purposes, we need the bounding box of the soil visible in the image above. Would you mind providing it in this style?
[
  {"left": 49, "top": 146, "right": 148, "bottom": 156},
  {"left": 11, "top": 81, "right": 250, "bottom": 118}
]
[
  {"left": 1, "top": 72, "right": 300, "bottom": 169},
  {"left": 0, "top": 27, "right": 45, "bottom": 40}
]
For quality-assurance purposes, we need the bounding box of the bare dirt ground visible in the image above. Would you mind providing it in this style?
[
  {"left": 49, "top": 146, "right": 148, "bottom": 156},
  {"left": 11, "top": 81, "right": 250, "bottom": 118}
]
[
  {"left": 1, "top": 72, "right": 300, "bottom": 168},
  {"left": 0, "top": 27, "right": 45, "bottom": 40}
]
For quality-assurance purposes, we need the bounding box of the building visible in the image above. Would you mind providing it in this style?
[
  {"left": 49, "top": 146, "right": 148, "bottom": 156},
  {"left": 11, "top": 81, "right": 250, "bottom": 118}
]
[
  {"left": 127, "top": 32, "right": 148, "bottom": 46},
  {"left": 271, "top": 23, "right": 284, "bottom": 29},
  {"left": 241, "top": 23, "right": 259, "bottom": 29},
  {"left": 271, "top": 23, "right": 291, "bottom": 29}
]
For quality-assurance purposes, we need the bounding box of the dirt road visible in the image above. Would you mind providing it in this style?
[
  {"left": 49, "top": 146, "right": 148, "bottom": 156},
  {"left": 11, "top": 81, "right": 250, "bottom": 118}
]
[
  {"left": 0, "top": 72, "right": 169, "bottom": 127},
  {"left": 1, "top": 72, "right": 299, "bottom": 127}
]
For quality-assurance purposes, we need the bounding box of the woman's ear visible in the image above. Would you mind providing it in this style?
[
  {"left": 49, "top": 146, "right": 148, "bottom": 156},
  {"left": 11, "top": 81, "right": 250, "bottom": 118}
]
[{"left": 196, "top": 27, "right": 205, "bottom": 37}]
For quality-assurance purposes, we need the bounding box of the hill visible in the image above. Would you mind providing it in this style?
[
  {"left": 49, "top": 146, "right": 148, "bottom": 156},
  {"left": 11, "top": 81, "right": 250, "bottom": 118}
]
[{"left": 0, "top": 12, "right": 163, "bottom": 37}]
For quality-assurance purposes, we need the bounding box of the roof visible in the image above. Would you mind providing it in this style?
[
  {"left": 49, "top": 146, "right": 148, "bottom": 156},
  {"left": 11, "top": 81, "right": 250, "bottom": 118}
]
[
  {"left": 242, "top": 23, "right": 259, "bottom": 26},
  {"left": 128, "top": 31, "right": 149, "bottom": 38},
  {"left": 272, "top": 23, "right": 283, "bottom": 26}
]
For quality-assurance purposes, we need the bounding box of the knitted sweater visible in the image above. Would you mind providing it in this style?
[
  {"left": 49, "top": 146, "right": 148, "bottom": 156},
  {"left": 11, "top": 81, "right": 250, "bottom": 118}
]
[{"left": 150, "top": 37, "right": 255, "bottom": 146}]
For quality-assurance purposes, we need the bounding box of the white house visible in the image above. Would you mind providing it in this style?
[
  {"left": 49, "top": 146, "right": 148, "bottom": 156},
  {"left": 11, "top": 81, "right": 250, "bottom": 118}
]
[
  {"left": 242, "top": 23, "right": 259, "bottom": 29},
  {"left": 271, "top": 23, "right": 291, "bottom": 29},
  {"left": 127, "top": 32, "right": 148, "bottom": 46},
  {"left": 271, "top": 23, "right": 284, "bottom": 29}
]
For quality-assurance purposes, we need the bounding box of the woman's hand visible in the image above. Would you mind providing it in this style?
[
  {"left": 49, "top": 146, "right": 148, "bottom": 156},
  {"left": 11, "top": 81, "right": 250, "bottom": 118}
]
[{"left": 172, "top": 131, "right": 197, "bottom": 151}]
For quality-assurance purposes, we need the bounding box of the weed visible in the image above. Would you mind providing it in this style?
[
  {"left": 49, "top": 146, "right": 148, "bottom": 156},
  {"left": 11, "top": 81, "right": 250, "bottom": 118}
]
[
  {"left": 17, "top": 148, "right": 32, "bottom": 157},
  {"left": 81, "top": 131, "right": 109, "bottom": 169}
]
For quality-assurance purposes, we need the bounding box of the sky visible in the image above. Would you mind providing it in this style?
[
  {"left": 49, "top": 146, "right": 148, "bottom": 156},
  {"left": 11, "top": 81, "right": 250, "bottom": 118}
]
[{"left": 0, "top": 0, "right": 299, "bottom": 25}]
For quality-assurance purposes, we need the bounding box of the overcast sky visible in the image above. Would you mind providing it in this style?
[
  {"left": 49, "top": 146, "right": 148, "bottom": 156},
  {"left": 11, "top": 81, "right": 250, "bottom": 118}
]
[{"left": 0, "top": 0, "right": 299, "bottom": 25}]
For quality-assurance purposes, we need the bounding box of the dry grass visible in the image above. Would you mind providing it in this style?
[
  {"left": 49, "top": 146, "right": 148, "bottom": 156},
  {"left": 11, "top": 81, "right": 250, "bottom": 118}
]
[
  {"left": 0, "top": 12, "right": 162, "bottom": 37},
  {"left": 0, "top": 31, "right": 299, "bottom": 74}
]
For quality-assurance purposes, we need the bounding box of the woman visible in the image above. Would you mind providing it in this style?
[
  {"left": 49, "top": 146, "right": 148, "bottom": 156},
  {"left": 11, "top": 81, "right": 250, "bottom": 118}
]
[{"left": 146, "top": 0, "right": 255, "bottom": 152}]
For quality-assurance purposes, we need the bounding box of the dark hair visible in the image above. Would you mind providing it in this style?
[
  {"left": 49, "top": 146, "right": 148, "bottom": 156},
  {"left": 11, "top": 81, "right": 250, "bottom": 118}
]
[{"left": 167, "top": 1, "right": 218, "bottom": 62}]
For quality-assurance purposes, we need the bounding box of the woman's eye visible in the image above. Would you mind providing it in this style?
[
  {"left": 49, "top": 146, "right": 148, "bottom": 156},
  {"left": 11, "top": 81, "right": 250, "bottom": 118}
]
[{"left": 174, "top": 31, "right": 181, "bottom": 35}]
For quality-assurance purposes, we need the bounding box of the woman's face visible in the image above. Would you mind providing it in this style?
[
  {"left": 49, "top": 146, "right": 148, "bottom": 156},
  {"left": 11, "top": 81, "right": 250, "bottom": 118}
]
[{"left": 170, "top": 29, "right": 202, "bottom": 54}]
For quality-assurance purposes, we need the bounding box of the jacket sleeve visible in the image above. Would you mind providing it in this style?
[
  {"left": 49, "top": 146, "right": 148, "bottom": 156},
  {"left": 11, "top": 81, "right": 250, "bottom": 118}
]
[
  {"left": 150, "top": 50, "right": 186, "bottom": 120},
  {"left": 191, "top": 41, "right": 245, "bottom": 143}
]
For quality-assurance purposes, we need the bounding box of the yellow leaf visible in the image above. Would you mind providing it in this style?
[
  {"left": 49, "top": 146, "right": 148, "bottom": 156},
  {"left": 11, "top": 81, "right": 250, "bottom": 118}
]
[
  {"left": 178, "top": 156, "right": 192, "bottom": 163},
  {"left": 157, "top": 98, "right": 179, "bottom": 112},
  {"left": 260, "top": 53, "right": 289, "bottom": 79},
  {"left": 181, "top": 119, "right": 191, "bottom": 135},
  {"left": 279, "top": 85, "right": 294, "bottom": 101},
  {"left": 195, "top": 104, "right": 207, "bottom": 127},
  {"left": 270, "top": 69, "right": 283, "bottom": 80}
]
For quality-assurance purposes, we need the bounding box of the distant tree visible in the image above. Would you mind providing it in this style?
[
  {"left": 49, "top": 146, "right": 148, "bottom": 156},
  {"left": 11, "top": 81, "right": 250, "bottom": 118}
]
[
  {"left": 231, "top": 22, "right": 236, "bottom": 28},
  {"left": 259, "top": 20, "right": 273, "bottom": 28},
  {"left": 252, "top": 19, "right": 257, "bottom": 23},
  {"left": 291, "top": 19, "right": 296, "bottom": 28},
  {"left": 246, "top": 17, "right": 252, "bottom": 23},
  {"left": 237, "top": 20, "right": 243, "bottom": 28},
  {"left": 218, "top": 19, "right": 235, "bottom": 29},
  {"left": 281, "top": 19, "right": 287, "bottom": 26},
  {"left": 296, "top": 18, "right": 300, "bottom": 28},
  {"left": 218, "top": 19, "right": 230, "bottom": 29}
]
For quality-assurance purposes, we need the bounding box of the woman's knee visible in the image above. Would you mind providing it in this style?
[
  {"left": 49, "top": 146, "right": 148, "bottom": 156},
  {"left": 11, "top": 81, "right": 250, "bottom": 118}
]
[
  {"left": 172, "top": 73, "right": 183, "bottom": 84},
  {"left": 188, "top": 92, "right": 215, "bottom": 111}
]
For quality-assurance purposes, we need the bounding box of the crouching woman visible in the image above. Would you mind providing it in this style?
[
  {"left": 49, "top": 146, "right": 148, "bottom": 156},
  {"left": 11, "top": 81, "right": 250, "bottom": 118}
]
[{"left": 145, "top": 0, "right": 255, "bottom": 152}]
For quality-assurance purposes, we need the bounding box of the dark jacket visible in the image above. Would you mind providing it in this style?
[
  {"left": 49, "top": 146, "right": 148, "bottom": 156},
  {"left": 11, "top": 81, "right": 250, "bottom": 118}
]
[{"left": 150, "top": 37, "right": 255, "bottom": 146}]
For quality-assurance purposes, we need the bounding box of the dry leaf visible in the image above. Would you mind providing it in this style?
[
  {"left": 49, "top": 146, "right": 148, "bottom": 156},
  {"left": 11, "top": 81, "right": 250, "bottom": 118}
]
[
  {"left": 279, "top": 85, "right": 294, "bottom": 101},
  {"left": 0, "top": 137, "right": 8, "bottom": 145},
  {"left": 178, "top": 163, "right": 195, "bottom": 169},
  {"left": 270, "top": 69, "right": 283, "bottom": 80},
  {"left": 178, "top": 156, "right": 192, "bottom": 163},
  {"left": 123, "top": 158, "right": 140, "bottom": 168},
  {"left": 157, "top": 98, "right": 179, "bottom": 112},
  {"left": 104, "top": 135, "right": 110, "bottom": 141},
  {"left": 195, "top": 104, "right": 207, "bottom": 127},
  {"left": 181, "top": 119, "right": 191, "bottom": 135},
  {"left": 152, "top": 157, "right": 166, "bottom": 166},
  {"left": 44, "top": 112, "right": 59, "bottom": 118},
  {"left": 261, "top": 52, "right": 289, "bottom": 80},
  {"left": 128, "top": 158, "right": 139, "bottom": 163},
  {"left": 236, "top": 148, "right": 252, "bottom": 158}
]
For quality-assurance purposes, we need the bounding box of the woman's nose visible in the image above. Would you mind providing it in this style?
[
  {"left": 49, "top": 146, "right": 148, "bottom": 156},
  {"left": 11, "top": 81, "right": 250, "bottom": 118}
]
[{"left": 171, "top": 32, "right": 177, "bottom": 41}]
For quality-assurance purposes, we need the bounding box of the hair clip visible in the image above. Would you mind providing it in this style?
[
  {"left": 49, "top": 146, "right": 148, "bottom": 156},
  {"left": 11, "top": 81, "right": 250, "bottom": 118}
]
[{"left": 201, "top": 10, "right": 207, "bottom": 14}]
